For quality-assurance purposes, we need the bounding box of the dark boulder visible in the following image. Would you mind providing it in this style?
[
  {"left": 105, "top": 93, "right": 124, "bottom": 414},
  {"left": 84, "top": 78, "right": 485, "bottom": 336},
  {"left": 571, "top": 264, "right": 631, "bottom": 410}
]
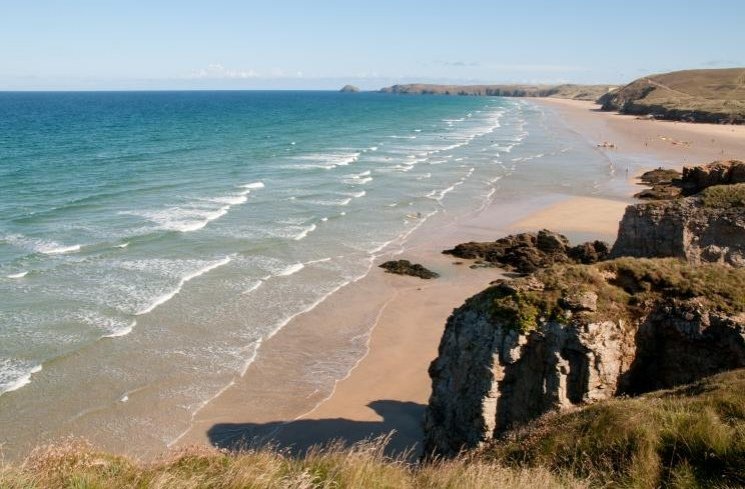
[{"left": 379, "top": 260, "right": 439, "bottom": 279}]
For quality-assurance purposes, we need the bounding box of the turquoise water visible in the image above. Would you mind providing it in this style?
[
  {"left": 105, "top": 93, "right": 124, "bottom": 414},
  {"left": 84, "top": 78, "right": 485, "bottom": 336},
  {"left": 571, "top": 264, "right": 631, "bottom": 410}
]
[{"left": 0, "top": 91, "right": 639, "bottom": 455}]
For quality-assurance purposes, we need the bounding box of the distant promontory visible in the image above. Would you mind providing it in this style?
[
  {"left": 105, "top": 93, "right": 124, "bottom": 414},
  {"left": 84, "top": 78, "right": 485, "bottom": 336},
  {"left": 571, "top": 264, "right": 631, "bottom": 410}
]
[
  {"left": 339, "top": 85, "right": 360, "bottom": 93},
  {"left": 378, "top": 83, "right": 615, "bottom": 101}
]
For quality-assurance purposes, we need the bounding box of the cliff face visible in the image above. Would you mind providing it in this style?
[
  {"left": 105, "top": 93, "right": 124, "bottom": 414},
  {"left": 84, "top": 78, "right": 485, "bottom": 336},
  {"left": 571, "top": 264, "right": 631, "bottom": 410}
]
[
  {"left": 423, "top": 259, "right": 745, "bottom": 457},
  {"left": 611, "top": 192, "right": 745, "bottom": 267}
]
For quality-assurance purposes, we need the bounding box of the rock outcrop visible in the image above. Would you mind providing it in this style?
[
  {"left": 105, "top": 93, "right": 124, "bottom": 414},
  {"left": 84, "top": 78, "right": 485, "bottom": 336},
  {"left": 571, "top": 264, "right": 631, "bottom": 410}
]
[
  {"left": 633, "top": 161, "right": 745, "bottom": 200},
  {"left": 379, "top": 260, "right": 439, "bottom": 279},
  {"left": 681, "top": 160, "right": 745, "bottom": 194},
  {"left": 443, "top": 230, "right": 609, "bottom": 274},
  {"left": 339, "top": 85, "right": 360, "bottom": 93},
  {"left": 423, "top": 258, "right": 745, "bottom": 457},
  {"left": 611, "top": 187, "right": 745, "bottom": 267}
]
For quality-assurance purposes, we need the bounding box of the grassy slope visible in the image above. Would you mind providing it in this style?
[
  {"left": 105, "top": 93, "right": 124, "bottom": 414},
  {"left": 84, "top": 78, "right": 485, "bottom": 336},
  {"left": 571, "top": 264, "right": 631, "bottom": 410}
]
[
  {"left": 488, "top": 369, "right": 745, "bottom": 488},
  {"left": 600, "top": 68, "right": 745, "bottom": 123},
  {"left": 2, "top": 370, "right": 743, "bottom": 488}
]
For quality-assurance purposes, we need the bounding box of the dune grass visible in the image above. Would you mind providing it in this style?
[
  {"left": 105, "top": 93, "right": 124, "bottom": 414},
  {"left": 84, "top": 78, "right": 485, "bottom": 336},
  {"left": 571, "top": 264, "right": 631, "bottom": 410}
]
[
  {"left": 0, "top": 435, "right": 583, "bottom": 489},
  {"left": 2, "top": 371, "right": 744, "bottom": 488}
]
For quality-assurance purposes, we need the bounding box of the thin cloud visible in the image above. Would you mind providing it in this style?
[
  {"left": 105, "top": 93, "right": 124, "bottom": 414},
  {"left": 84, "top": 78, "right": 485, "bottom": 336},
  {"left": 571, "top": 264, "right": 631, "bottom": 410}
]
[
  {"left": 188, "top": 64, "right": 258, "bottom": 79},
  {"left": 442, "top": 61, "right": 480, "bottom": 67}
]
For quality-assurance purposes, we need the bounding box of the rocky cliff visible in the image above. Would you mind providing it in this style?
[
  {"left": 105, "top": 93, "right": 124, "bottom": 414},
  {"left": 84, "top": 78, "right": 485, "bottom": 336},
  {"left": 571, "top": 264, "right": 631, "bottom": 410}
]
[
  {"left": 611, "top": 184, "right": 745, "bottom": 266},
  {"left": 423, "top": 258, "right": 745, "bottom": 457}
]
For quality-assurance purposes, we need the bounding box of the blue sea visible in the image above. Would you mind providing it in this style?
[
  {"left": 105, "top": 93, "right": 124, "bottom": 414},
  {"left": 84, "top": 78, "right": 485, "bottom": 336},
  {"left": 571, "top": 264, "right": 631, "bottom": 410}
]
[{"left": 0, "top": 91, "right": 647, "bottom": 456}]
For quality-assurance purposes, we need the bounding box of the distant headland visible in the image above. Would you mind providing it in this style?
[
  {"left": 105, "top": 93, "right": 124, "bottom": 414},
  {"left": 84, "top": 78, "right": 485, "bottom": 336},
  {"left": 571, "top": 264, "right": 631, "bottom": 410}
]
[{"left": 377, "top": 67, "right": 745, "bottom": 124}]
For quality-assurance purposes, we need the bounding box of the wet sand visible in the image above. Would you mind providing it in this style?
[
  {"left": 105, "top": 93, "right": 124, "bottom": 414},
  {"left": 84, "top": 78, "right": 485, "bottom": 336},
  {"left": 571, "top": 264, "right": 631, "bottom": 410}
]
[{"left": 176, "top": 99, "right": 745, "bottom": 457}]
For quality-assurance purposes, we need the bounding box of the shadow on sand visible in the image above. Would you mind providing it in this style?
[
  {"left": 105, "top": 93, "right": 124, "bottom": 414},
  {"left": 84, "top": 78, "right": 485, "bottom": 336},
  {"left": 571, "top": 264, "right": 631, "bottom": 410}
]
[{"left": 207, "top": 400, "right": 425, "bottom": 459}]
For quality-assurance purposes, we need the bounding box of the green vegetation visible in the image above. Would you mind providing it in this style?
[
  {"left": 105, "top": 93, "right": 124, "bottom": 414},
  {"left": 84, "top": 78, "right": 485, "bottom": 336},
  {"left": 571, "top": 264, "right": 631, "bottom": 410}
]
[
  {"left": 0, "top": 436, "right": 583, "bottom": 489},
  {"left": 482, "top": 258, "right": 745, "bottom": 333},
  {"left": 486, "top": 369, "right": 745, "bottom": 488},
  {"left": 602, "top": 257, "right": 745, "bottom": 315},
  {"left": 701, "top": 184, "right": 745, "bottom": 209}
]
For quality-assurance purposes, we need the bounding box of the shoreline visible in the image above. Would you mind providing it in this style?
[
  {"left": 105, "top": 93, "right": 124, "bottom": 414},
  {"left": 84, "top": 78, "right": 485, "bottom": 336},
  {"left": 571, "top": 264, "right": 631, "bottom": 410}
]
[{"left": 174, "top": 98, "right": 745, "bottom": 458}]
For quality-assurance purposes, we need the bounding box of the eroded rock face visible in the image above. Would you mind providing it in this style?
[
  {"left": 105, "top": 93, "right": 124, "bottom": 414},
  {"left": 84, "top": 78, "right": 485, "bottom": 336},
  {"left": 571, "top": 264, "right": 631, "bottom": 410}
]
[
  {"left": 682, "top": 160, "right": 745, "bottom": 195},
  {"left": 422, "top": 259, "right": 745, "bottom": 458},
  {"left": 611, "top": 197, "right": 745, "bottom": 266}
]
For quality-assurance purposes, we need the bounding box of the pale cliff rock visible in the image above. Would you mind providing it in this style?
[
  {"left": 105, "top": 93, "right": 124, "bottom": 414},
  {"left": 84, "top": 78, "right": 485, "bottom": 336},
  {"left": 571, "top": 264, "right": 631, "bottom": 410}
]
[
  {"left": 423, "top": 259, "right": 745, "bottom": 457},
  {"left": 611, "top": 193, "right": 745, "bottom": 267}
]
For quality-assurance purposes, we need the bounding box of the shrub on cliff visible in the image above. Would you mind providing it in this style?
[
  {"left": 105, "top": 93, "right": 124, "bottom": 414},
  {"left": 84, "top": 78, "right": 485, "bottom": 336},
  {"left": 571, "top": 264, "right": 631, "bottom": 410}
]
[
  {"left": 485, "top": 369, "right": 745, "bottom": 488},
  {"left": 701, "top": 183, "right": 745, "bottom": 209}
]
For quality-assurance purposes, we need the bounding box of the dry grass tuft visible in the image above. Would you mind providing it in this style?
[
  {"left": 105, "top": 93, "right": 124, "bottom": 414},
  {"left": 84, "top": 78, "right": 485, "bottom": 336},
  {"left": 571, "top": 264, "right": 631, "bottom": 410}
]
[{"left": 1, "top": 434, "right": 584, "bottom": 489}]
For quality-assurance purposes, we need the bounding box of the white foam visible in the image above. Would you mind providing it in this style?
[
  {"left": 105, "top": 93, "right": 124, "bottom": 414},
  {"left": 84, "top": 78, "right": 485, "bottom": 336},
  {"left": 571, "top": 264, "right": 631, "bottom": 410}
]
[
  {"left": 136, "top": 257, "right": 232, "bottom": 315},
  {"left": 293, "top": 152, "right": 360, "bottom": 170},
  {"left": 346, "top": 190, "right": 366, "bottom": 198},
  {"left": 209, "top": 194, "right": 249, "bottom": 206},
  {"left": 122, "top": 184, "right": 255, "bottom": 233},
  {"left": 305, "top": 257, "right": 332, "bottom": 265},
  {"left": 242, "top": 280, "right": 264, "bottom": 294},
  {"left": 341, "top": 170, "right": 374, "bottom": 185},
  {"left": 294, "top": 224, "right": 317, "bottom": 241},
  {"left": 45, "top": 244, "right": 82, "bottom": 255},
  {"left": 103, "top": 320, "right": 136, "bottom": 338},
  {"left": 241, "top": 181, "right": 265, "bottom": 189},
  {"left": 7, "top": 271, "right": 28, "bottom": 279},
  {"left": 114, "top": 242, "right": 129, "bottom": 249},
  {"left": 4, "top": 234, "right": 84, "bottom": 256},
  {"left": 426, "top": 183, "right": 458, "bottom": 202},
  {"left": 388, "top": 135, "right": 416, "bottom": 139},
  {"left": 0, "top": 361, "right": 42, "bottom": 396},
  {"left": 123, "top": 201, "right": 233, "bottom": 233},
  {"left": 277, "top": 263, "right": 305, "bottom": 277}
]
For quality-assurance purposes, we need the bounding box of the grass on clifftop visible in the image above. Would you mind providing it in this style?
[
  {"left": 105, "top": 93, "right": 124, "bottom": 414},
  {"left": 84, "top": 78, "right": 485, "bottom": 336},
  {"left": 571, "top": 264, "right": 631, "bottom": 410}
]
[
  {"left": 486, "top": 369, "right": 745, "bottom": 488},
  {"left": 701, "top": 184, "right": 745, "bottom": 209},
  {"left": 483, "top": 258, "right": 745, "bottom": 333}
]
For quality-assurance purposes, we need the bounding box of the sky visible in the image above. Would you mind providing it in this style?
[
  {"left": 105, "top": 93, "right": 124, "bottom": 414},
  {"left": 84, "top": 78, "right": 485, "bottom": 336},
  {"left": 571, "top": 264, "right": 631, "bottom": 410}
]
[{"left": 1, "top": 0, "right": 743, "bottom": 90}]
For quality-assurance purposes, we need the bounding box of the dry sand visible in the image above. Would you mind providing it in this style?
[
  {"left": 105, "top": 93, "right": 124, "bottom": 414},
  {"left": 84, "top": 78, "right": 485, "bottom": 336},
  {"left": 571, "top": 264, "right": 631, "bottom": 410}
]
[{"left": 176, "top": 99, "right": 745, "bottom": 458}]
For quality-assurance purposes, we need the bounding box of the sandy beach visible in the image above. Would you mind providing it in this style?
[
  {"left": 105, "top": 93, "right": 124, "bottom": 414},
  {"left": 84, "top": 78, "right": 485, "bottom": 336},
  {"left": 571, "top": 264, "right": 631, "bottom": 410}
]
[{"left": 176, "top": 99, "right": 745, "bottom": 458}]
